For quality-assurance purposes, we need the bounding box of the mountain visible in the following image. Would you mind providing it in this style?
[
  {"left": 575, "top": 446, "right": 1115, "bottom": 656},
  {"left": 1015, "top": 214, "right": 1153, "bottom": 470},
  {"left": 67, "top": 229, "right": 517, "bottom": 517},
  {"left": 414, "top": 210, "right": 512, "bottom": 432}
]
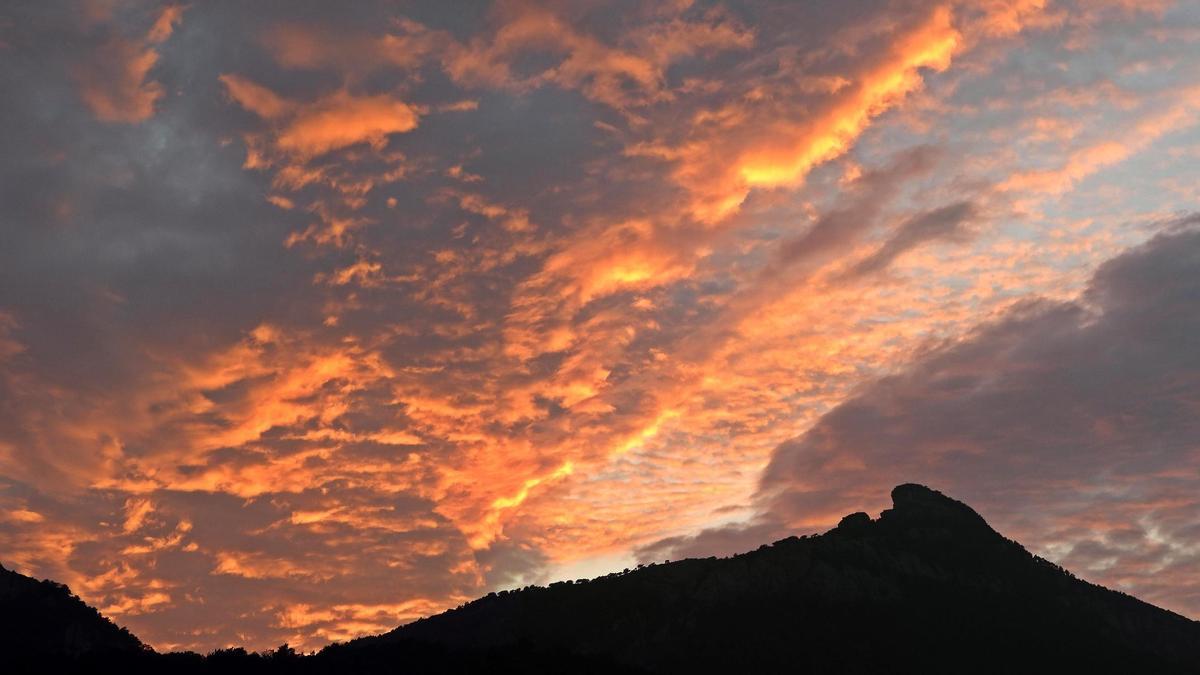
[
  {"left": 5, "top": 484, "right": 1200, "bottom": 674},
  {"left": 0, "top": 562, "right": 145, "bottom": 664},
  {"left": 359, "top": 484, "right": 1200, "bottom": 674}
]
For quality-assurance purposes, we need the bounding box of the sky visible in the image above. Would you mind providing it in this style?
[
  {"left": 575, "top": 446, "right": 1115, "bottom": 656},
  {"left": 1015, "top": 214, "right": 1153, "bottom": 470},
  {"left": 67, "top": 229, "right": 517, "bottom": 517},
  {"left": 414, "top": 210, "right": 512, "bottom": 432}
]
[{"left": 1, "top": 0, "right": 1199, "bottom": 653}]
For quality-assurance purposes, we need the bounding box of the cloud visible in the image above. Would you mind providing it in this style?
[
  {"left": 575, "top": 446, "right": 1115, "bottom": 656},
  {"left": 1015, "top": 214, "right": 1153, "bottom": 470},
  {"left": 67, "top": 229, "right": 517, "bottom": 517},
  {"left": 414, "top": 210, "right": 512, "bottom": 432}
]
[
  {"left": 72, "top": 4, "right": 185, "bottom": 123},
  {"left": 218, "top": 74, "right": 295, "bottom": 119},
  {"left": 846, "top": 200, "right": 979, "bottom": 277},
  {"left": 275, "top": 92, "right": 420, "bottom": 159},
  {"left": 3, "top": 0, "right": 1200, "bottom": 655},
  {"left": 219, "top": 73, "right": 422, "bottom": 245},
  {"left": 261, "top": 18, "right": 445, "bottom": 75},
  {"left": 770, "top": 146, "right": 943, "bottom": 274},
  {"left": 73, "top": 37, "right": 163, "bottom": 122},
  {"left": 221, "top": 74, "right": 420, "bottom": 164},
  {"left": 625, "top": 3, "right": 964, "bottom": 222},
  {"left": 441, "top": 2, "right": 753, "bottom": 110},
  {"left": 998, "top": 89, "right": 1200, "bottom": 197},
  {"left": 759, "top": 220, "right": 1200, "bottom": 616},
  {"left": 635, "top": 519, "right": 787, "bottom": 564}
]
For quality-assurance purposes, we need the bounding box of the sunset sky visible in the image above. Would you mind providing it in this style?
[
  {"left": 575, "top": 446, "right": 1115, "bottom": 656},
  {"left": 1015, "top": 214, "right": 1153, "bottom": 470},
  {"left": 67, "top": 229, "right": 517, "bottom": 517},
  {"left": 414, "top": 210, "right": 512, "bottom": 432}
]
[{"left": 2, "top": 0, "right": 1200, "bottom": 653}]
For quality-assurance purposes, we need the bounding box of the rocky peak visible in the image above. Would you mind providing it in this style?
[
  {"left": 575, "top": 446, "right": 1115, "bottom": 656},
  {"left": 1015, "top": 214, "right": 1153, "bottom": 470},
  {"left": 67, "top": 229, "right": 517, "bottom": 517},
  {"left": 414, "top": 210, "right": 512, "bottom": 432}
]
[{"left": 877, "top": 483, "right": 997, "bottom": 538}]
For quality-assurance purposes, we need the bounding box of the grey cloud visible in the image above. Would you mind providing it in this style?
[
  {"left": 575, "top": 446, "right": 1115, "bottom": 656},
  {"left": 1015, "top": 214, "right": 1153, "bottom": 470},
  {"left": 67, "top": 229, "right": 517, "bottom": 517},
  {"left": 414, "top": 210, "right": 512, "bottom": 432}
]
[
  {"left": 758, "top": 222, "right": 1200, "bottom": 616},
  {"left": 474, "top": 539, "right": 551, "bottom": 589},
  {"left": 846, "top": 200, "right": 978, "bottom": 278},
  {"left": 769, "top": 145, "right": 941, "bottom": 275},
  {"left": 634, "top": 518, "right": 787, "bottom": 564}
]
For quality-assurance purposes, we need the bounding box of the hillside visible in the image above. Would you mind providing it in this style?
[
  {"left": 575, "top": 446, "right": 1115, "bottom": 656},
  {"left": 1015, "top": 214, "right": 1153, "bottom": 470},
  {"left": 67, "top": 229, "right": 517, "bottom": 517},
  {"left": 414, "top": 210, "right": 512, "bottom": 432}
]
[
  {"left": 5, "top": 484, "right": 1199, "bottom": 674},
  {"left": 0, "top": 562, "right": 145, "bottom": 662},
  {"left": 363, "top": 484, "right": 1200, "bottom": 673}
]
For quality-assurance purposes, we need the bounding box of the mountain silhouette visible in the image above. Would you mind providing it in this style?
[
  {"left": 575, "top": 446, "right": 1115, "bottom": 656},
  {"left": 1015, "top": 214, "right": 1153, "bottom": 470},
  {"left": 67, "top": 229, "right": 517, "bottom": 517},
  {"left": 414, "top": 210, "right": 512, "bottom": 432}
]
[
  {"left": 5, "top": 484, "right": 1200, "bottom": 673},
  {"left": 360, "top": 483, "right": 1200, "bottom": 673},
  {"left": 0, "top": 561, "right": 145, "bottom": 663}
]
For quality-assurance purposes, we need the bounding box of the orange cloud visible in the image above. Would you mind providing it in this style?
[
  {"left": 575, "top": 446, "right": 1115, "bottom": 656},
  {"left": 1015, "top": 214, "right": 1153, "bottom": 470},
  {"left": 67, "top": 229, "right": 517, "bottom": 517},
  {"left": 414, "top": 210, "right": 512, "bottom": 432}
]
[
  {"left": 214, "top": 551, "right": 336, "bottom": 582},
  {"left": 630, "top": 5, "right": 961, "bottom": 223},
  {"left": 75, "top": 38, "right": 163, "bottom": 123},
  {"left": 743, "top": 9, "right": 957, "bottom": 189},
  {"left": 122, "top": 497, "right": 154, "bottom": 533},
  {"left": 443, "top": 2, "right": 752, "bottom": 110},
  {"left": 219, "top": 74, "right": 420, "bottom": 244},
  {"left": 275, "top": 599, "right": 452, "bottom": 648},
  {"left": 219, "top": 74, "right": 295, "bottom": 119},
  {"left": 1000, "top": 88, "right": 1200, "bottom": 196},
  {"left": 147, "top": 5, "right": 186, "bottom": 44},
  {"left": 262, "top": 18, "right": 446, "bottom": 75},
  {"left": 966, "top": 0, "right": 1059, "bottom": 38},
  {"left": 74, "top": 5, "right": 185, "bottom": 123},
  {"left": 276, "top": 93, "right": 419, "bottom": 159},
  {"left": 222, "top": 76, "right": 419, "bottom": 159}
]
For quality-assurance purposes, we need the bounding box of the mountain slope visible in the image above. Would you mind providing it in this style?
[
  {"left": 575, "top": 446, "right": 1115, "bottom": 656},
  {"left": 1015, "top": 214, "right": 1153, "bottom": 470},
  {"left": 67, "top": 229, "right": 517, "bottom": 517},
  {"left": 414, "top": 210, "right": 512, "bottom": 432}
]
[
  {"left": 5, "top": 484, "right": 1200, "bottom": 674},
  {"left": 360, "top": 484, "right": 1200, "bottom": 674},
  {"left": 0, "top": 562, "right": 146, "bottom": 660}
]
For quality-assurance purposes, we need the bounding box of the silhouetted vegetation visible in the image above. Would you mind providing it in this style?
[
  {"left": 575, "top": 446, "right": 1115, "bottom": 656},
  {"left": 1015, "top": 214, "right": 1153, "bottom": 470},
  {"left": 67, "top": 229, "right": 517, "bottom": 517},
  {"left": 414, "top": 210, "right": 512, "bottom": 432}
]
[
  {"left": 0, "top": 561, "right": 146, "bottom": 660},
  {"left": 5, "top": 484, "right": 1199, "bottom": 673}
]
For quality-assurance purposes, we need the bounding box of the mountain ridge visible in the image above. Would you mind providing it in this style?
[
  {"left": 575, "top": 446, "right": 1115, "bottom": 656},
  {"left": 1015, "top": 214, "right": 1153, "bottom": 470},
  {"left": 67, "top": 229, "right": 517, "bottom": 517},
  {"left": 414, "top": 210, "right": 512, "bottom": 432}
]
[
  {"left": 361, "top": 483, "right": 1199, "bottom": 673},
  {"left": 4, "top": 483, "right": 1199, "bottom": 673}
]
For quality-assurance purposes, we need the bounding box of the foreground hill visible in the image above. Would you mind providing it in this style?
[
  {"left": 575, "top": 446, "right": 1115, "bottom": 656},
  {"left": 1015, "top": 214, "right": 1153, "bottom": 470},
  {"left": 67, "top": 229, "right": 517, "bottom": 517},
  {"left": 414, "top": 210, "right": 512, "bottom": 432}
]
[
  {"left": 0, "top": 562, "right": 145, "bottom": 660},
  {"left": 5, "top": 484, "right": 1199, "bottom": 673}
]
